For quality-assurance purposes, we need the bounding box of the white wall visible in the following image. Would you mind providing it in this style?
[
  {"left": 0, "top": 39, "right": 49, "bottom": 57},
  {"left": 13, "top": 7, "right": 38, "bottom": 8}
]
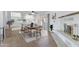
[
  {"left": 3, "top": 11, "right": 11, "bottom": 29},
  {"left": 0, "top": 11, "right": 4, "bottom": 35},
  {"left": 59, "top": 14, "right": 79, "bottom": 35},
  {"left": 0, "top": 11, "right": 3, "bottom": 27},
  {"left": 49, "top": 11, "right": 79, "bottom": 31}
]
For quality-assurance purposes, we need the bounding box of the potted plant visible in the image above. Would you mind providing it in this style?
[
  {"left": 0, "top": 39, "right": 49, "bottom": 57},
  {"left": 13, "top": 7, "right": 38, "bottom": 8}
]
[{"left": 7, "top": 20, "right": 14, "bottom": 28}]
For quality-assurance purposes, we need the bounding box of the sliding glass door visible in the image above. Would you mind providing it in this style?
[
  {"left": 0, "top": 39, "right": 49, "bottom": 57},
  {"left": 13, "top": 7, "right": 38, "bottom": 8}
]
[{"left": 11, "top": 12, "right": 22, "bottom": 30}]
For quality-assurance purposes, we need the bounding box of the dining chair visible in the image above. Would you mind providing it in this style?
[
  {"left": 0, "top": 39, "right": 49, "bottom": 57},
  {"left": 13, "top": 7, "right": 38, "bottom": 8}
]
[{"left": 36, "top": 26, "right": 42, "bottom": 36}]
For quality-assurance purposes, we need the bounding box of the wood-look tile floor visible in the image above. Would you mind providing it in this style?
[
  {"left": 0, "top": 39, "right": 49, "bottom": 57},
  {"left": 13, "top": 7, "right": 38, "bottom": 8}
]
[{"left": 0, "top": 30, "right": 57, "bottom": 47}]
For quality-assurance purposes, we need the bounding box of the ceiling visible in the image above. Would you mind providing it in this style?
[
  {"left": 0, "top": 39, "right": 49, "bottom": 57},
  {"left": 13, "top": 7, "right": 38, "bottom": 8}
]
[
  {"left": 11, "top": 11, "right": 77, "bottom": 17},
  {"left": 11, "top": 11, "right": 55, "bottom": 15}
]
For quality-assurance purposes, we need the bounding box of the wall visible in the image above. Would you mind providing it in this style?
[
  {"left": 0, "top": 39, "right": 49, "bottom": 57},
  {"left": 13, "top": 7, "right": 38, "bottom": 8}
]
[
  {"left": 0, "top": 11, "right": 3, "bottom": 27},
  {"left": 49, "top": 11, "right": 79, "bottom": 31},
  {"left": 59, "top": 14, "right": 79, "bottom": 35},
  {"left": 0, "top": 11, "right": 3, "bottom": 35},
  {"left": 3, "top": 11, "right": 11, "bottom": 28}
]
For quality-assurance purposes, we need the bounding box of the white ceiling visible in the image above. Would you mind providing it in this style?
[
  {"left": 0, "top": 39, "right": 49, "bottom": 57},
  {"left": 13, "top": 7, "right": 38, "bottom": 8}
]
[
  {"left": 11, "top": 11, "right": 52, "bottom": 14},
  {"left": 11, "top": 11, "right": 77, "bottom": 17},
  {"left": 56, "top": 11, "right": 77, "bottom": 17}
]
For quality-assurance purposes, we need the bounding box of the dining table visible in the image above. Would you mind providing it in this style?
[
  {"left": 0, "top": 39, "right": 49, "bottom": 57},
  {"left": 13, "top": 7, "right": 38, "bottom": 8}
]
[{"left": 24, "top": 25, "right": 42, "bottom": 37}]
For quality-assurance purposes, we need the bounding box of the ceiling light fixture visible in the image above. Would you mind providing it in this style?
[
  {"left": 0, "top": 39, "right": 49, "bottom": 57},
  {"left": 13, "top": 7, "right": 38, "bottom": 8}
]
[{"left": 31, "top": 11, "right": 35, "bottom": 15}]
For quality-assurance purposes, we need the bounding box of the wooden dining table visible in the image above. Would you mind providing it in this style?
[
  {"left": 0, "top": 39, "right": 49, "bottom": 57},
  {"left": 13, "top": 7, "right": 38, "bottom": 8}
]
[{"left": 24, "top": 25, "right": 42, "bottom": 37}]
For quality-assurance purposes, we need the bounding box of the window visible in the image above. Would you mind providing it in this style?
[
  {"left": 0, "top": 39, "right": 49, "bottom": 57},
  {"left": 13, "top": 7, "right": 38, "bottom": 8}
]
[
  {"left": 25, "top": 14, "right": 35, "bottom": 24},
  {"left": 11, "top": 12, "right": 21, "bottom": 20}
]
